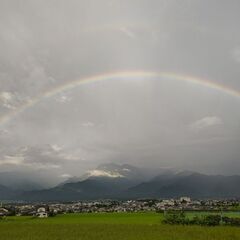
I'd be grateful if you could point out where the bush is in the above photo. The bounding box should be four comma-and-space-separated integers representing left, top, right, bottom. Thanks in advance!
163, 212, 240, 227
201, 215, 221, 226
163, 211, 189, 225
189, 215, 202, 225
222, 216, 240, 226
48, 211, 57, 217
164, 213, 222, 226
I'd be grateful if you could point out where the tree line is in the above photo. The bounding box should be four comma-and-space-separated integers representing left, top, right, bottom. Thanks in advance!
163, 211, 240, 226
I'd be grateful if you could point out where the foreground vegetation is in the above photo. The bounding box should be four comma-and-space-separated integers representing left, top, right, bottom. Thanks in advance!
163, 211, 240, 226
1, 212, 240, 240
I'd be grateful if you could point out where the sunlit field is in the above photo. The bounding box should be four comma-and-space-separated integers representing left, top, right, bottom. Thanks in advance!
1, 213, 240, 240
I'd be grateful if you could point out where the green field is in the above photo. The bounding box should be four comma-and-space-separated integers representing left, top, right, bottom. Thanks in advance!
1, 212, 240, 240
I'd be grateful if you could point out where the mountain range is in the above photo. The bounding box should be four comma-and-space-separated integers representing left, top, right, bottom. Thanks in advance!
1, 163, 240, 201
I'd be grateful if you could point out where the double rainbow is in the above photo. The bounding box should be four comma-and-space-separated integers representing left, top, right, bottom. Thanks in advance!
0, 70, 239, 127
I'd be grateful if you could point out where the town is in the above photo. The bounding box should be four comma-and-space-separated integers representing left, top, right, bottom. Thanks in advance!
1, 198, 240, 218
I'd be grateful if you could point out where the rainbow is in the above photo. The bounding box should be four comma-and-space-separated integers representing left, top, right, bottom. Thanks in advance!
0, 70, 239, 127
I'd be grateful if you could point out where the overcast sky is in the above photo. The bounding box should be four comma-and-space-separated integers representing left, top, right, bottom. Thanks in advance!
0, 0, 240, 180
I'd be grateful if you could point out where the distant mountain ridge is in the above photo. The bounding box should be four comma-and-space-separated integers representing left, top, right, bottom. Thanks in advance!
1, 163, 240, 201
126, 172, 240, 199
20, 163, 152, 201
0, 171, 60, 191
0, 184, 16, 200
59, 163, 146, 185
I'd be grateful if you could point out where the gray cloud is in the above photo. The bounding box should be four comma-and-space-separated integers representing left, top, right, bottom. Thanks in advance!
0, 0, 240, 180
232, 46, 240, 63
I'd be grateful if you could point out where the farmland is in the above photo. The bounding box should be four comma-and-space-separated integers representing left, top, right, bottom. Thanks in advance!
1, 212, 240, 240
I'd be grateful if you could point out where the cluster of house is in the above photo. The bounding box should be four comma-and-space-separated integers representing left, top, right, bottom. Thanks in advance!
0, 198, 239, 218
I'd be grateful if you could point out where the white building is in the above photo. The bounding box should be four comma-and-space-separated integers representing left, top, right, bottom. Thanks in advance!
37, 212, 48, 218
36, 207, 48, 218
0, 208, 9, 216
180, 197, 191, 203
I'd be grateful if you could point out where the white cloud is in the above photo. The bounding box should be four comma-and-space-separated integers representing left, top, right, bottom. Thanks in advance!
0, 155, 25, 166
81, 122, 95, 127
0, 91, 15, 109
87, 169, 123, 178
59, 152, 85, 161
51, 144, 62, 152
55, 94, 72, 103
0, 153, 61, 169
60, 173, 72, 178
119, 27, 136, 39
31, 163, 61, 169
0, 91, 29, 110
0, 129, 9, 135
0, 92, 12, 101
190, 116, 223, 131
0, 144, 88, 171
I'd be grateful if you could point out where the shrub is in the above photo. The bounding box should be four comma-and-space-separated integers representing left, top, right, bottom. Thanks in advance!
48, 211, 57, 217
222, 216, 240, 226
163, 211, 189, 225
162, 212, 240, 227
163, 213, 222, 226
201, 215, 221, 226
189, 215, 202, 225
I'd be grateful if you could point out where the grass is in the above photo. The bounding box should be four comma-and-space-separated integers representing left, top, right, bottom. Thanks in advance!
1, 212, 240, 240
